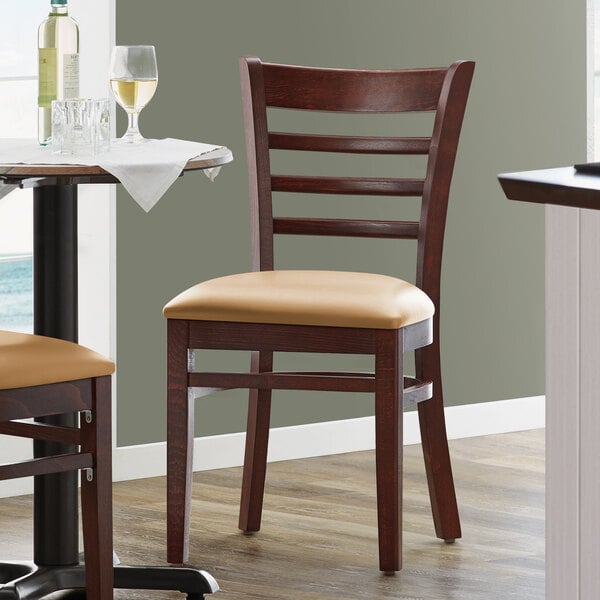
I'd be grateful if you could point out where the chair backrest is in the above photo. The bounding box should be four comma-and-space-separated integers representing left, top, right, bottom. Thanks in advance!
239, 56, 474, 307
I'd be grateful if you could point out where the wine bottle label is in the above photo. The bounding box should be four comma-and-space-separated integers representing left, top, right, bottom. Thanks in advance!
63, 53, 79, 98
38, 47, 57, 108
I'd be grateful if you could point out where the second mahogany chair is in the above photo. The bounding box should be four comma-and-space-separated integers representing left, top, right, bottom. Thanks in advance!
164, 56, 474, 572
0, 330, 114, 599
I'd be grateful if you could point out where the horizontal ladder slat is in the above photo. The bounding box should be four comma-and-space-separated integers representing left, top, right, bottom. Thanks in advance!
271, 175, 424, 196
0, 421, 81, 445
269, 133, 431, 154
273, 217, 419, 239
0, 452, 92, 481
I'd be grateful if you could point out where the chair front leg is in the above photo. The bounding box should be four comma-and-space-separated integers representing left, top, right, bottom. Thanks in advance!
239, 350, 273, 533
167, 319, 194, 565
374, 329, 403, 573
80, 375, 113, 600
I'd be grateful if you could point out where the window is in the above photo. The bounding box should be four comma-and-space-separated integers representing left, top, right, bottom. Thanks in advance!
0, 0, 115, 500
0, 1, 48, 332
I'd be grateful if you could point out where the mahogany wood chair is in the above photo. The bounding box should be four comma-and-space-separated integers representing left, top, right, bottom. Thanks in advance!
164, 56, 474, 572
0, 330, 114, 599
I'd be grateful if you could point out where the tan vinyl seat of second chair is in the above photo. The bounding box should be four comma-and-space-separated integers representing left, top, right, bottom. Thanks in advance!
0, 330, 114, 389
165, 56, 474, 572
0, 330, 114, 600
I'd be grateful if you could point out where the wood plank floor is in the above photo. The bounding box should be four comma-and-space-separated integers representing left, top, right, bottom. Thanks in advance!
0, 429, 544, 599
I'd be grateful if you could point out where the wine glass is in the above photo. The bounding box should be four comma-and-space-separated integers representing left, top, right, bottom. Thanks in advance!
109, 45, 158, 143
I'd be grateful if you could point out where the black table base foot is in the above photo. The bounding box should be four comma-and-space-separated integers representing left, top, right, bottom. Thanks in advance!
0, 561, 219, 599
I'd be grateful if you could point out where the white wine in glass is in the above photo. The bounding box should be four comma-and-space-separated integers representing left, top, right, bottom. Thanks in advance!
109, 45, 158, 143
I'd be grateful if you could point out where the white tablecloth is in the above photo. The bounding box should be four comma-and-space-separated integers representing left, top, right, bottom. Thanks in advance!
0, 138, 227, 212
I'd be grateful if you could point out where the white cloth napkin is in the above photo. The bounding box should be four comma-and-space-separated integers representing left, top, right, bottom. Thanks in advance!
0, 138, 227, 212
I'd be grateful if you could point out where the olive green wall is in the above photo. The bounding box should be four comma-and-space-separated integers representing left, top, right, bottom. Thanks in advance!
115, 0, 586, 446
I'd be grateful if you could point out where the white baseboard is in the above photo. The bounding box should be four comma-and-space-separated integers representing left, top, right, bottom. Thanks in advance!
0, 395, 545, 498
112, 394, 545, 482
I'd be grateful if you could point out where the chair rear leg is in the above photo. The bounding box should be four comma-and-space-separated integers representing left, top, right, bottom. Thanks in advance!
239, 350, 273, 533
374, 330, 403, 572
415, 341, 461, 542
80, 375, 113, 600
167, 319, 194, 565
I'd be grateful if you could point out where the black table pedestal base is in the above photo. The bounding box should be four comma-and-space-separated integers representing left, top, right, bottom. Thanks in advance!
0, 561, 218, 599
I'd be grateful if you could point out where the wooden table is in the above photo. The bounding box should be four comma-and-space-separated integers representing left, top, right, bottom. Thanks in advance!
499, 165, 600, 209
499, 166, 600, 600
0, 147, 232, 600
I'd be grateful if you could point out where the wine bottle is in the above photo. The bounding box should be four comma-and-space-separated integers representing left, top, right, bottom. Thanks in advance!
38, 0, 80, 145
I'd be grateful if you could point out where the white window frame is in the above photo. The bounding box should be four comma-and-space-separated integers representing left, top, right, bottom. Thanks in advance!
73, 0, 116, 360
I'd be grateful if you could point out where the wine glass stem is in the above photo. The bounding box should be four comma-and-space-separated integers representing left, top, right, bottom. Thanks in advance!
124, 111, 142, 143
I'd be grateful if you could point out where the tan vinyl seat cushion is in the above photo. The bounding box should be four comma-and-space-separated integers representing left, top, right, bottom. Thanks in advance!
163, 270, 434, 329
0, 331, 115, 390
